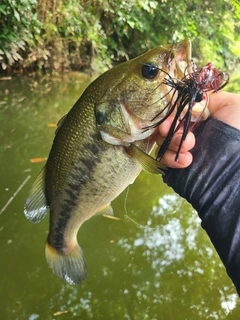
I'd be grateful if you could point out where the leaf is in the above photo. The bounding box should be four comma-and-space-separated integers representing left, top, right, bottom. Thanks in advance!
14, 10, 20, 22
1, 62, 7, 70
30, 157, 47, 163
53, 310, 68, 316
13, 52, 23, 61
0, 7, 7, 14
5, 51, 14, 66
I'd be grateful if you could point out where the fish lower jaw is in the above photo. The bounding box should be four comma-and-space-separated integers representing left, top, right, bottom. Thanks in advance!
100, 131, 132, 146
100, 127, 156, 146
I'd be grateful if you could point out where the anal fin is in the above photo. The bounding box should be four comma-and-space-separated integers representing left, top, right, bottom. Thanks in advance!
97, 203, 114, 216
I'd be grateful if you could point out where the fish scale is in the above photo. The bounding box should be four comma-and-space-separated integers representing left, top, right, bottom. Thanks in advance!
24, 39, 205, 284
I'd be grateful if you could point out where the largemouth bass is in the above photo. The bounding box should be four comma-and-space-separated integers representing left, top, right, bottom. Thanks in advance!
24, 39, 201, 284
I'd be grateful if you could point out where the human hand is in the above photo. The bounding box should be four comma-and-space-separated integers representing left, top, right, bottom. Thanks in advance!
156, 91, 240, 168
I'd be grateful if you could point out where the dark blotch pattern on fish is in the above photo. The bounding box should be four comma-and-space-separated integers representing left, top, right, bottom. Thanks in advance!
65, 188, 78, 201
51, 135, 103, 249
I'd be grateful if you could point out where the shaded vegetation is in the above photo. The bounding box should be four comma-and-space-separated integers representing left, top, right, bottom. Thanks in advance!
0, 0, 240, 74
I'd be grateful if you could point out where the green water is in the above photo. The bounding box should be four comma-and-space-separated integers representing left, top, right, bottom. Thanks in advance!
0, 74, 239, 319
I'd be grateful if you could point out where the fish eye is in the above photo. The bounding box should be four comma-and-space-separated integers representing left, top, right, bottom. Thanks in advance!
141, 64, 159, 79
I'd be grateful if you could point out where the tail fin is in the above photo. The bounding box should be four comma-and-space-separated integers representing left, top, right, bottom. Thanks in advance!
45, 241, 87, 284
24, 166, 48, 223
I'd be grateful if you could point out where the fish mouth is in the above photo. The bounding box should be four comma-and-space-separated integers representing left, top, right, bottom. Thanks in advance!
119, 102, 157, 140
147, 40, 209, 127
99, 101, 157, 146
171, 38, 192, 75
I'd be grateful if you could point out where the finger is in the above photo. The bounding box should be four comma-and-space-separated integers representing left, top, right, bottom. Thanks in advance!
208, 91, 240, 117
158, 116, 178, 137
170, 132, 195, 152
156, 131, 195, 153
159, 149, 193, 168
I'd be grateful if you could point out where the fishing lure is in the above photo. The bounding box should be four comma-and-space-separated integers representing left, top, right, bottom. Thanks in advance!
149, 62, 230, 161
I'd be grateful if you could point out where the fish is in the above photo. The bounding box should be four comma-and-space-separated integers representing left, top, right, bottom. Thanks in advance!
24, 39, 202, 285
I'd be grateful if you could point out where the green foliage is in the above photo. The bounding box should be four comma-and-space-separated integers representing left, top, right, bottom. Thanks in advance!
225, 68, 240, 93
90, 0, 240, 70
0, 0, 239, 73
0, 0, 41, 70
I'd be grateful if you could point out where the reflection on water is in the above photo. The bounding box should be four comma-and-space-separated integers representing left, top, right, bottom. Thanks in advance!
0, 75, 239, 319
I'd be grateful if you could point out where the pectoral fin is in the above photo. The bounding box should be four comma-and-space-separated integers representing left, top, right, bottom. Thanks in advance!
126, 144, 166, 174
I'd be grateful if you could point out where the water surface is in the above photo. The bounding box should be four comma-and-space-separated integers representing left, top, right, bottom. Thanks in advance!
0, 74, 239, 319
